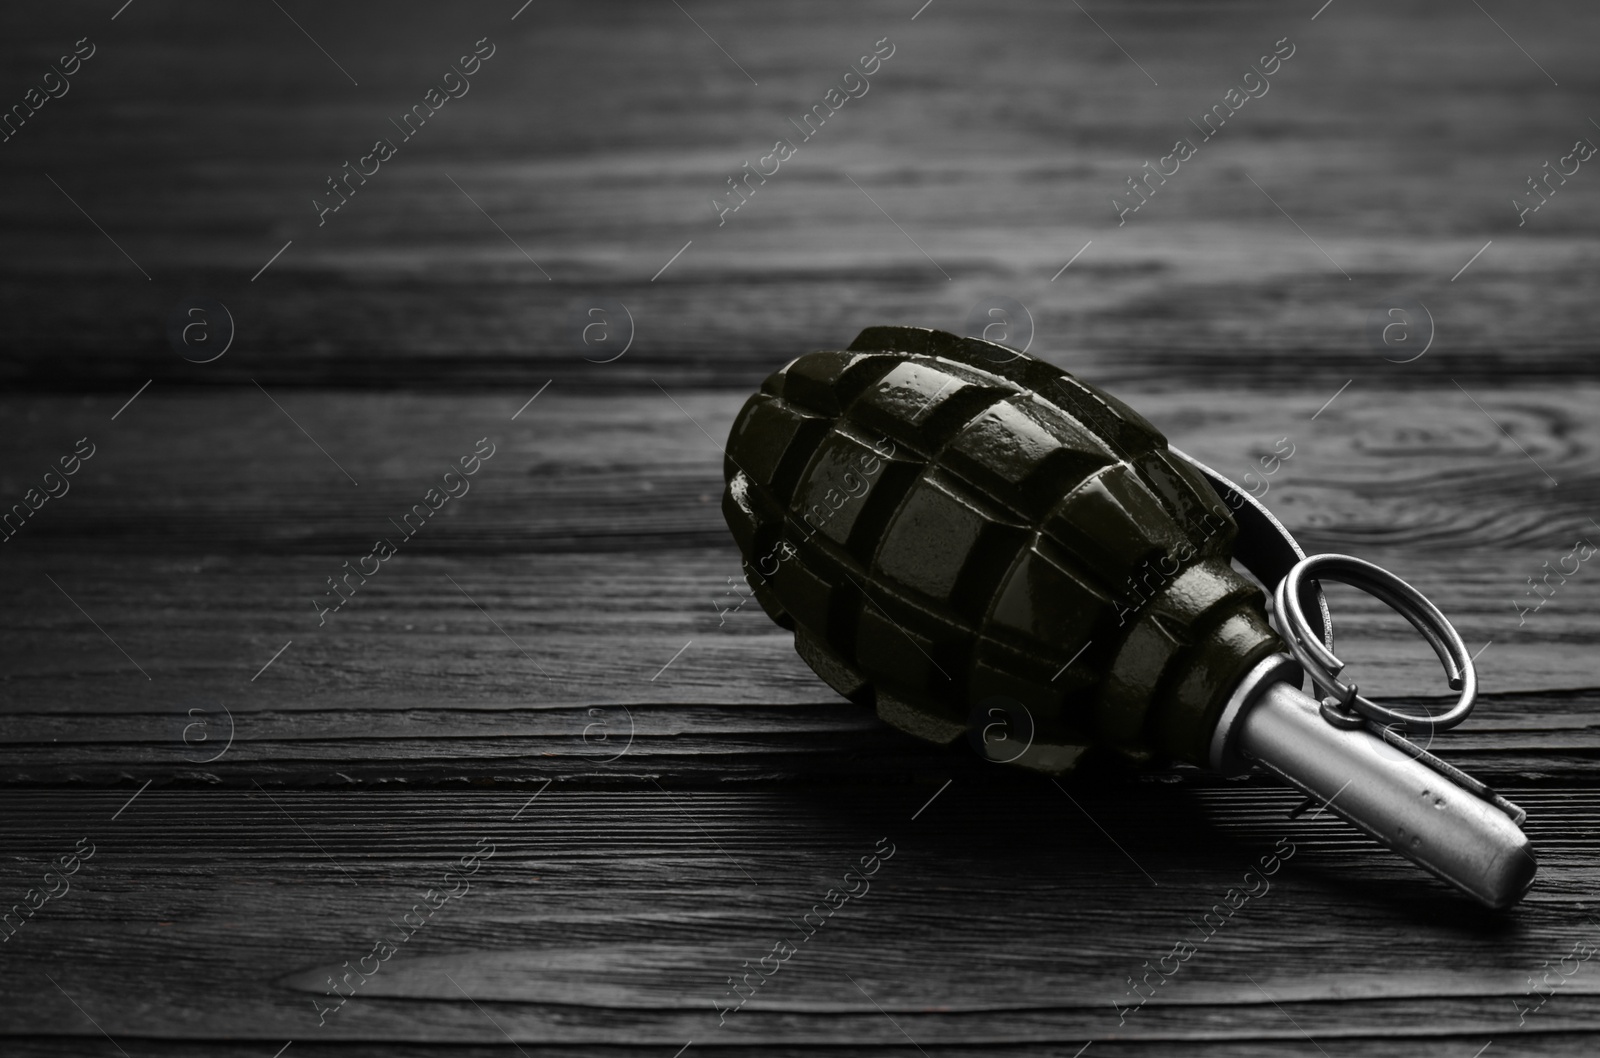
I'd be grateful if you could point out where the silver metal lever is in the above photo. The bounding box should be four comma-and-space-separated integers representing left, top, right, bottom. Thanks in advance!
1212, 655, 1536, 909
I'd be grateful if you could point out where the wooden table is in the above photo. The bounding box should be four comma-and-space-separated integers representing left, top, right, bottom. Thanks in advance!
2, 1, 1597, 1054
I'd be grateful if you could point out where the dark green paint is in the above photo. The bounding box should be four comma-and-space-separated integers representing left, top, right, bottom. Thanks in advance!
722, 327, 1284, 772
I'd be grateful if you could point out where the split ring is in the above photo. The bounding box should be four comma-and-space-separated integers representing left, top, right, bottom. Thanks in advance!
1271, 553, 1476, 736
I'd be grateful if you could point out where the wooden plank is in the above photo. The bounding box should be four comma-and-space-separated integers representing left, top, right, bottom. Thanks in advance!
4, 386, 1588, 562
2, 385, 1595, 779
0, 785, 1597, 1051
4, 546, 1596, 708
0, 690, 1594, 785
0, 2, 1596, 389
2, 387, 1595, 729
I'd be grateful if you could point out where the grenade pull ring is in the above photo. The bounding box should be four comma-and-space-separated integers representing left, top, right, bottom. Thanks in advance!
1273, 553, 1475, 735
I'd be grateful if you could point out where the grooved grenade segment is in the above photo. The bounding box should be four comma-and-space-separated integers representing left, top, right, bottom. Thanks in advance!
721, 327, 1284, 771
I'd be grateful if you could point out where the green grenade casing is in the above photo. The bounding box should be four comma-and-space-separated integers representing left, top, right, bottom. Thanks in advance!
721, 327, 1286, 772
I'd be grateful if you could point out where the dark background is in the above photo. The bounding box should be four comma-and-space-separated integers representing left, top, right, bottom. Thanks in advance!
1, 1, 1597, 1054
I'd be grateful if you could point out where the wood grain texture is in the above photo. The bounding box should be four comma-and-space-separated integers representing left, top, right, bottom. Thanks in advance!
1, 786, 1599, 1053
0, 1, 1597, 390
1, 387, 1594, 719
1, 0, 1597, 1053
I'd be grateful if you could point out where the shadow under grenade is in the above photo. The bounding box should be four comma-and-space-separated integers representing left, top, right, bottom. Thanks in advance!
722, 326, 1535, 907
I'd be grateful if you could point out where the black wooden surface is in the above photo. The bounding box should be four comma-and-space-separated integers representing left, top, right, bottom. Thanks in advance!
2, 1, 1599, 1054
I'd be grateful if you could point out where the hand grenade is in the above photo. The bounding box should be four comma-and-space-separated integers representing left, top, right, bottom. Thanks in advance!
722, 326, 1534, 907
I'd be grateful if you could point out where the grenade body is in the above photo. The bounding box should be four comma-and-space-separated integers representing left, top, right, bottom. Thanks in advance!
722, 326, 1284, 771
